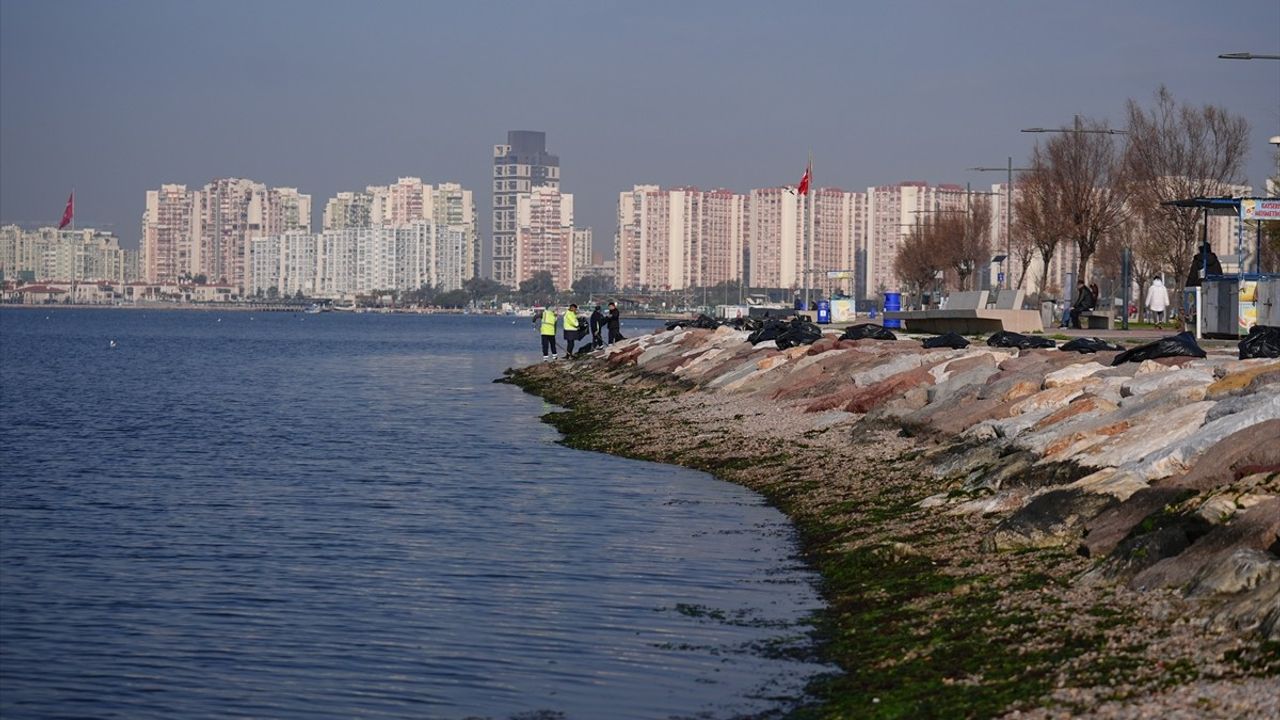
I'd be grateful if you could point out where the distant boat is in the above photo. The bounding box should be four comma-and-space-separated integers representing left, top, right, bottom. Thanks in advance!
306, 303, 322, 314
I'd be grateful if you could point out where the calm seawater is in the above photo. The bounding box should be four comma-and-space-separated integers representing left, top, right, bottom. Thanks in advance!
0, 308, 829, 720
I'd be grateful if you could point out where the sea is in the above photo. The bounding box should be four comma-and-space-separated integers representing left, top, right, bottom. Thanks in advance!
0, 308, 831, 720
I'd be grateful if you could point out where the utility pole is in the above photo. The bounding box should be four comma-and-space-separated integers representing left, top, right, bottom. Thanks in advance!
969, 158, 1031, 290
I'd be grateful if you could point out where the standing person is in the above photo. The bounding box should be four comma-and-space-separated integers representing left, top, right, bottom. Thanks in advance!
589, 304, 605, 349
538, 306, 559, 361
563, 303, 581, 356
606, 302, 624, 345
1145, 276, 1170, 329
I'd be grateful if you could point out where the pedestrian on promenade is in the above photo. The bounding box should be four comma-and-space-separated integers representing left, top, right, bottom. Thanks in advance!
589, 304, 605, 349
563, 303, 581, 356
1145, 277, 1170, 329
606, 302, 624, 345
538, 305, 559, 360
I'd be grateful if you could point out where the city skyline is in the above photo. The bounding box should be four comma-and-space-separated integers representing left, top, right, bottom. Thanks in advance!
2, 1, 1278, 267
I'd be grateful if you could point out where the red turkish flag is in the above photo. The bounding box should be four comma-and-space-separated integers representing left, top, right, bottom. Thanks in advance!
797, 165, 810, 196
57, 192, 74, 229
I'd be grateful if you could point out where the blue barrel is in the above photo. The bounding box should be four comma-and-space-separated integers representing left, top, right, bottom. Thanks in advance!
816, 299, 831, 324
883, 292, 902, 329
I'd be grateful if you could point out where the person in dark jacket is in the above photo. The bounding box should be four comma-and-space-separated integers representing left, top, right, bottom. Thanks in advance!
1067, 280, 1095, 329
1185, 242, 1223, 288
589, 304, 605, 348
606, 302, 624, 344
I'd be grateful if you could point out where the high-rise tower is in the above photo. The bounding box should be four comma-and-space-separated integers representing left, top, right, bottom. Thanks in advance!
492, 131, 559, 287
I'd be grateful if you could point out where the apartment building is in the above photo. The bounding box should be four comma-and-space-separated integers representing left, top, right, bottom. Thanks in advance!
514, 186, 575, 291
141, 179, 310, 287
615, 185, 746, 292
249, 220, 470, 299
0, 225, 129, 283
321, 178, 477, 281
865, 181, 967, 296
493, 131, 560, 288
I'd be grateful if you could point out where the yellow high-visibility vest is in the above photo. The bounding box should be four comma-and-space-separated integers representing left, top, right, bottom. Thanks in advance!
540, 309, 557, 335
564, 310, 579, 331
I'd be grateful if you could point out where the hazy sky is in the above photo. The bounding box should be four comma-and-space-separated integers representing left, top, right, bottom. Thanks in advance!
2, 0, 1277, 262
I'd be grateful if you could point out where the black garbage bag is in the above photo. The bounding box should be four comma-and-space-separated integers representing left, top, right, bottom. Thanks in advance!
1060, 337, 1124, 354
1239, 325, 1280, 360
1110, 331, 1206, 366
775, 319, 823, 349
922, 332, 970, 349
747, 319, 785, 345
986, 331, 1056, 349
665, 313, 720, 331
840, 323, 897, 341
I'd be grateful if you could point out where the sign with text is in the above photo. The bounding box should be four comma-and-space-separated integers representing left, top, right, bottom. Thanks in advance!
826, 270, 855, 279
1241, 199, 1280, 220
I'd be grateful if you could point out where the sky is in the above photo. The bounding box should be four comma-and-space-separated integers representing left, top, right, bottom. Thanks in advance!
2, 0, 1278, 264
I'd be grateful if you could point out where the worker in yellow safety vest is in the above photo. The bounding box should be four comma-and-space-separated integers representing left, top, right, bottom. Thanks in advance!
538, 306, 559, 360
563, 303, 581, 356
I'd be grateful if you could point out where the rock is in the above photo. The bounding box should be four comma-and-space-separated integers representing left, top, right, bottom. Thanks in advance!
1131, 498, 1280, 591
1134, 359, 1175, 375
1009, 384, 1092, 415
1130, 397, 1280, 481
1187, 548, 1280, 597
844, 366, 936, 414
1043, 362, 1108, 388
1080, 485, 1190, 558
1067, 400, 1213, 469
1205, 361, 1280, 399
1204, 572, 1280, 640
983, 488, 1119, 552
1120, 368, 1215, 398
1195, 494, 1241, 524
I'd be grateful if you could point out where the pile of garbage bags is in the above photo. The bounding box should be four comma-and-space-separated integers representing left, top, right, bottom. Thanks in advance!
839, 323, 897, 341
986, 331, 1056, 349
746, 317, 823, 349
775, 319, 823, 349
1111, 331, 1205, 366
1239, 325, 1280, 359
922, 332, 970, 349
1059, 337, 1124, 354
665, 314, 722, 331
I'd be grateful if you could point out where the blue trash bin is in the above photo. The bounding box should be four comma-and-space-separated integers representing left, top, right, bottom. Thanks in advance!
816, 299, 831, 324
883, 292, 902, 329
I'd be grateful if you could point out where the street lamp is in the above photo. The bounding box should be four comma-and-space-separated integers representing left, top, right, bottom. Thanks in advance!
1218, 52, 1280, 60
969, 158, 1032, 290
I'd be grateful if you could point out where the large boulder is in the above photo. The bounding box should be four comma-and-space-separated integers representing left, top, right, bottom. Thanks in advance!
1130, 498, 1280, 591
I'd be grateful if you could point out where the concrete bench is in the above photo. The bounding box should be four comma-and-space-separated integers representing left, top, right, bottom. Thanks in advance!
885, 289, 1044, 334
1078, 311, 1114, 330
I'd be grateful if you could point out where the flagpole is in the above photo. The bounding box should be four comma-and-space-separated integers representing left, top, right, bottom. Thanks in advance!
804, 151, 814, 313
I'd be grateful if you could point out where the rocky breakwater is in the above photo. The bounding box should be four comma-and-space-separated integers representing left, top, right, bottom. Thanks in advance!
506, 325, 1279, 718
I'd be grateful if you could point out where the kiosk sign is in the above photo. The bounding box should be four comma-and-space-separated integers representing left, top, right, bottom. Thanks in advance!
1241, 199, 1280, 220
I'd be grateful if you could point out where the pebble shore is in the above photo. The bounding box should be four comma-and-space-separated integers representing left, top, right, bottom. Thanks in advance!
506, 324, 1278, 718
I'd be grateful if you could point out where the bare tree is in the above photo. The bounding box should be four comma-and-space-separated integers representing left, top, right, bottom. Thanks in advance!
1013, 166, 1063, 301
1032, 115, 1129, 286
894, 224, 945, 309
1123, 86, 1249, 297
1009, 211, 1037, 291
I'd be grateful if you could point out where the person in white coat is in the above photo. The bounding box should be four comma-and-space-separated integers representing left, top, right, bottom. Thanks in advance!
1145, 277, 1170, 329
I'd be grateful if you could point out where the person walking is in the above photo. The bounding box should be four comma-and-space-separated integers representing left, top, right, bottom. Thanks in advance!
606, 302, 624, 345
563, 303, 581, 356
1145, 276, 1170, 329
538, 305, 559, 360
589, 304, 605, 349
